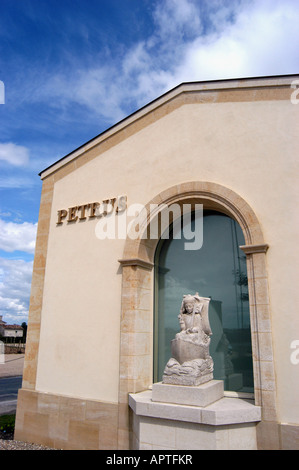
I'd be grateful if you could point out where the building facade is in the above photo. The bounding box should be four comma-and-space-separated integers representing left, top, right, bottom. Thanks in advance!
15, 75, 299, 450
0, 326, 23, 338
0, 316, 23, 338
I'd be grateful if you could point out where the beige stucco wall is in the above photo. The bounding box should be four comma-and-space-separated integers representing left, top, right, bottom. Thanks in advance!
35, 95, 299, 424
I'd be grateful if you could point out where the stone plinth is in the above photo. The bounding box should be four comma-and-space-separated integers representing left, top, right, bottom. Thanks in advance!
129, 384, 261, 450
152, 380, 224, 408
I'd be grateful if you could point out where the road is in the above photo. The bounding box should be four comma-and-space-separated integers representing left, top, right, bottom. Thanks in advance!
0, 376, 22, 415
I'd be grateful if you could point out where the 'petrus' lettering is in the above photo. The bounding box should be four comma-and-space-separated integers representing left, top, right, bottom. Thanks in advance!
56, 195, 127, 225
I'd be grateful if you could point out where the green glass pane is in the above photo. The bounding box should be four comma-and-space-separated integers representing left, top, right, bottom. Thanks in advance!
154, 210, 254, 393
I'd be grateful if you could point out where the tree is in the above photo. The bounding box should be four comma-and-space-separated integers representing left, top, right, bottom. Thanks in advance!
21, 322, 27, 343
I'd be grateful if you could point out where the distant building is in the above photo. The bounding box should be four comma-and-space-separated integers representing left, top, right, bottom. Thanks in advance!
0, 316, 23, 338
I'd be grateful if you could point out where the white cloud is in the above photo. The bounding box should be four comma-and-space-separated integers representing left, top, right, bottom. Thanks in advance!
153, 0, 203, 40
0, 219, 37, 254
0, 219, 36, 324
172, 0, 299, 82
0, 258, 33, 324
0, 176, 36, 189
0, 142, 29, 166
126, 0, 299, 105
17, 0, 299, 125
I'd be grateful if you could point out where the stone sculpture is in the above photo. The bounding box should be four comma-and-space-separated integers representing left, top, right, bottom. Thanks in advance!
162, 293, 214, 386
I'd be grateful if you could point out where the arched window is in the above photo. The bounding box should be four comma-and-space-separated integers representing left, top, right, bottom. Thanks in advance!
154, 210, 254, 394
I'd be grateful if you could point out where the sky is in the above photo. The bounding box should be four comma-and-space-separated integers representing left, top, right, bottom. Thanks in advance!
0, 0, 298, 326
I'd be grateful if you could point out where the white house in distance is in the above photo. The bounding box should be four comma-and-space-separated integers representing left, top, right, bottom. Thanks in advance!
0, 315, 23, 339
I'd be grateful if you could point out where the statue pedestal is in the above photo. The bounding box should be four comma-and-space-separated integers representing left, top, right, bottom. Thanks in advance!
152, 380, 224, 408
129, 382, 261, 450
129, 293, 260, 449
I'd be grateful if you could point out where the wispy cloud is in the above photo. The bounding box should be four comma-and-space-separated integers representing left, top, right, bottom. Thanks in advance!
172, 0, 299, 82
0, 142, 30, 166
0, 219, 37, 254
152, 0, 203, 41
0, 176, 37, 189
0, 258, 33, 324
19, 0, 298, 126
0, 218, 36, 324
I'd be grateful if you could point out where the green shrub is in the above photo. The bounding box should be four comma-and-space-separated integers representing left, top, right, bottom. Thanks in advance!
0, 414, 15, 435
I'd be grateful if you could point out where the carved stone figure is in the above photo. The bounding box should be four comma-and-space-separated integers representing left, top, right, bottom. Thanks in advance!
162, 293, 214, 386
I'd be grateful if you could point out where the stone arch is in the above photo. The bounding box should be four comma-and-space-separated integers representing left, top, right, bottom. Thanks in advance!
117, 181, 276, 449
121, 181, 265, 266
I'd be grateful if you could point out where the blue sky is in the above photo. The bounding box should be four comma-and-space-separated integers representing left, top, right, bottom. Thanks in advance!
0, 0, 298, 325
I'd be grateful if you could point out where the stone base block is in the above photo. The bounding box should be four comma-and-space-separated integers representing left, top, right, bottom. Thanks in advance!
14, 388, 119, 450
129, 389, 261, 450
132, 414, 258, 450
152, 380, 224, 408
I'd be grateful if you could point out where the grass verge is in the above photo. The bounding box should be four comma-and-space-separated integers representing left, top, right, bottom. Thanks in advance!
0, 414, 15, 440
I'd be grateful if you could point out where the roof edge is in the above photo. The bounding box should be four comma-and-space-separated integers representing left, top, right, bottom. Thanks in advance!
39, 73, 299, 179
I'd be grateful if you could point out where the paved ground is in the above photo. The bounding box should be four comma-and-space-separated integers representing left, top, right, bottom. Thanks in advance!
0, 354, 59, 449
0, 354, 25, 378
0, 376, 23, 415
0, 354, 24, 415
